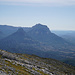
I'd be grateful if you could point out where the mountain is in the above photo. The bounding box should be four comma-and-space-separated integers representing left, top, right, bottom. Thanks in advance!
0, 49, 75, 75
61, 32, 75, 45
27, 24, 75, 61
28, 24, 74, 49
51, 30, 73, 36
0, 31, 3, 38
0, 25, 18, 36
52, 30, 75, 45
52, 30, 75, 36
0, 25, 75, 61
0, 28, 50, 55
0, 30, 5, 39
0, 25, 31, 37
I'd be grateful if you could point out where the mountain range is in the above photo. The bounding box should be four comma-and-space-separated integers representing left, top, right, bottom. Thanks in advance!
0, 27, 47, 54
28, 24, 72, 48
0, 24, 75, 66
52, 30, 75, 45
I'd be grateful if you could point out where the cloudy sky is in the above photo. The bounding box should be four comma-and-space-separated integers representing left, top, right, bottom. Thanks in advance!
0, 0, 75, 30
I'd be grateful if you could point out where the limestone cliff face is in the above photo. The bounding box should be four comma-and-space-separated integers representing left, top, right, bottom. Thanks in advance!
0, 49, 75, 75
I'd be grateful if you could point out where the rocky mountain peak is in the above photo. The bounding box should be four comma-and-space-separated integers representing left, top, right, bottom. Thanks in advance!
14, 27, 29, 38
31, 23, 51, 34
33, 23, 45, 27
33, 23, 50, 29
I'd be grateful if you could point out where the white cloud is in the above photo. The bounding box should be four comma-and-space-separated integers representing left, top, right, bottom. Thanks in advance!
0, 0, 75, 6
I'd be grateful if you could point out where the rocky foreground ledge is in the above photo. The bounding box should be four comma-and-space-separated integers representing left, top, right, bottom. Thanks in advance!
0, 49, 75, 75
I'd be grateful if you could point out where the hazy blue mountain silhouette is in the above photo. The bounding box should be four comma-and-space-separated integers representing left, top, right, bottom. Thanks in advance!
28, 24, 72, 49
0, 25, 75, 60
0, 30, 5, 39
0, 28, 49, 55
0, 25, 31, 37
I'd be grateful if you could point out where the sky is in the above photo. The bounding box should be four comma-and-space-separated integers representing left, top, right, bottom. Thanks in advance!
0, 0, 75, 30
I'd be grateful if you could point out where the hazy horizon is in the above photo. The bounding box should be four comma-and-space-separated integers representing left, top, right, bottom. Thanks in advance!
0, 0, 75, 30
1, 24, 75, 31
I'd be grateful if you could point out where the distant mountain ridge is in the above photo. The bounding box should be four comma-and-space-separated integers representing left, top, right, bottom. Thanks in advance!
0, 24, 75, 62
52, 30, 75, 45
0, 25, 31, 37
28, 24, 72, 48
0, 27, 51, 55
